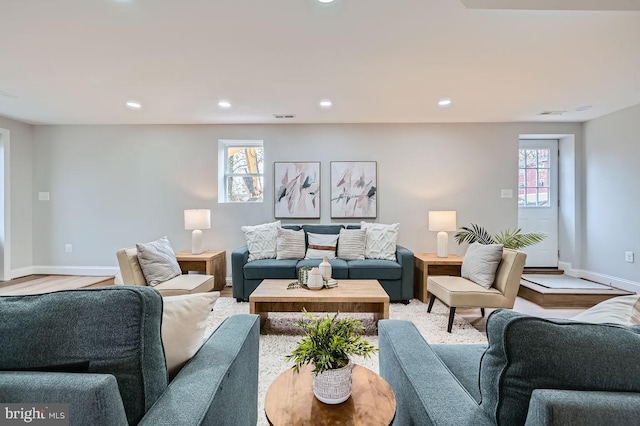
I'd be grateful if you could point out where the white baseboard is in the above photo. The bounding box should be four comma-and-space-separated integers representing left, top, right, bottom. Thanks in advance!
558, 261, 639, 294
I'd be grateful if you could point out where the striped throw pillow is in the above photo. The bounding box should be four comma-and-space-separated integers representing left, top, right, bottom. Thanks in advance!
337, 229, 366, 260
305, 233, 338, 260
276, 228, 306, 260
136, 236, 182, 286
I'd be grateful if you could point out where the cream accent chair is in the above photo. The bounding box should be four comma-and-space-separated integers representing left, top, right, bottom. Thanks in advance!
116, 248, 215, 297
427, 248, 527, 332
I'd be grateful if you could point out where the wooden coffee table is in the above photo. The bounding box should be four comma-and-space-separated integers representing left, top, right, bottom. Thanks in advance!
264, 364, 396, 425
249, 279, 389, 328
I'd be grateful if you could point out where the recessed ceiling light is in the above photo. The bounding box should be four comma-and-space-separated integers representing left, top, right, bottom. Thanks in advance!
318, 0, 335, 3
438, 98, 452, 107
319, 99, 333, 109
218, 100, 232, 109
125, 100, 142, 110
576, 105, 592, 111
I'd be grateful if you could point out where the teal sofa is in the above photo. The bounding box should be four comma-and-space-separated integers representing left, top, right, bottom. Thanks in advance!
379, 310, 640, 425
0, 287, 259, 426
232, 224, 414, 303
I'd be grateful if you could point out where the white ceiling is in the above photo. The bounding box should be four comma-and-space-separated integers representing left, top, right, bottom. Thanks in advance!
0, 0, 639, 125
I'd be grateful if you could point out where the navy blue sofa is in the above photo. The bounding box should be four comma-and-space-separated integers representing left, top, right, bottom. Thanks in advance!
0, 287, 260, 426
379, 309, 640, 425
232, 224, 414, 303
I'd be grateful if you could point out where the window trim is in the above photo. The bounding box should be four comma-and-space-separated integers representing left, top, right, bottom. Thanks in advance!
218, 139, 264, 203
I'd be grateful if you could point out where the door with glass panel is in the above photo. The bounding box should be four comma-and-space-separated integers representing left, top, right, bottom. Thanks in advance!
517, 140, 558, 267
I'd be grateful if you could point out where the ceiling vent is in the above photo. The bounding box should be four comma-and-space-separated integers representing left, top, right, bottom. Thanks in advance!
273, 114, 296, 119
538, 110, 566, 116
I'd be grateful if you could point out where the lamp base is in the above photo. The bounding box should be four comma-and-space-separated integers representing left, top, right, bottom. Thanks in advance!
191, 229, 203, 255
436, 231, 449, 258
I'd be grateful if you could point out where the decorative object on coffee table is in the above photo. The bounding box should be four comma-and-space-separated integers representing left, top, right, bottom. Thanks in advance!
286, 310, 378, 404
319, 256, 332, 280
307, 267, 324, 290
274, 161, 320, 219
330, 161, 377, 218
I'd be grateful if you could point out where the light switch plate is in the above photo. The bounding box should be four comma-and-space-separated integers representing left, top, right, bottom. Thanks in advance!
501, 189, 513, 198
38, 192, 50, 201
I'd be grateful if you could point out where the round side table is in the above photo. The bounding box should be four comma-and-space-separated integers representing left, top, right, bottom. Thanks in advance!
264, 364, 396, 426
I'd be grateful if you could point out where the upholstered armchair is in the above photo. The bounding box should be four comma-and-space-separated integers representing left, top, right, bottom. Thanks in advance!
0, 287, 259, 426
117, 247, 215, 296
427, 248, 527, 332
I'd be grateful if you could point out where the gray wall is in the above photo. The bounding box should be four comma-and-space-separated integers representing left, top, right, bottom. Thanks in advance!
31, 122, 582, 276
0, 116, 33, 271
583, 104, 640, 285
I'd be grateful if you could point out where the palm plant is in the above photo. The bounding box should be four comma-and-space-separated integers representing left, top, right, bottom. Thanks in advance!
454, 223, 546, 250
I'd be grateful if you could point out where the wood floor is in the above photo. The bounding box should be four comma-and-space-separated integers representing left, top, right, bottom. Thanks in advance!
0, 275, 589, 334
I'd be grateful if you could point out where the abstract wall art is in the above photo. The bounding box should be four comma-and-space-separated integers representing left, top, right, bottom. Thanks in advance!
274, 162, 321, 218
330, 161, 377, 218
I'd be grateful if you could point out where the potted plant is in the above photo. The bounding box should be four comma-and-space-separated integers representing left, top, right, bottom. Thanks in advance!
286, 309, 378, 404
454, 223, 546, 250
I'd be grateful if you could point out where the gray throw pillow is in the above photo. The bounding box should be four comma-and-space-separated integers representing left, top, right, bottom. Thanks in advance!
276, 228, 306, 260
337, 229, 366, 260
480, 309, 640, 425
461, 243, 503, 288
136, 236, 182, 286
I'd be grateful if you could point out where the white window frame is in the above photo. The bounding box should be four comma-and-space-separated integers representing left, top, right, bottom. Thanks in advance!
218, 139, 264, 203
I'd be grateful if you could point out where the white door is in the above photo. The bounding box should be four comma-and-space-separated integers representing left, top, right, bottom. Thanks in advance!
517, 140, 558, 267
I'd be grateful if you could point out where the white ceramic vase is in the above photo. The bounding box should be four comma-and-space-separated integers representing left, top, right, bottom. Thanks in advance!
307, 267, 324, 290
312, 361, 354, 404
319, 256, 332, 280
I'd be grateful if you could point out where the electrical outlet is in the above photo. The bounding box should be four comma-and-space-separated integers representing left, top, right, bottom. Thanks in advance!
65, 244, 72, 253
625, 251, 634, 263
501, 189, 513, 198
38, 192, 50, 201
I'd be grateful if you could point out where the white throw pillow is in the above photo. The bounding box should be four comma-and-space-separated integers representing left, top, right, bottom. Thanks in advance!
360, 222, 399, 261
276, 228, 306, 260
305, 233, 339, 259
162, 292, 220, 378
136, 236, 182, 286
242, 221, 281, 261
571, 294, 640, 326
461, 243, 504, 289
337, 229, 366, 260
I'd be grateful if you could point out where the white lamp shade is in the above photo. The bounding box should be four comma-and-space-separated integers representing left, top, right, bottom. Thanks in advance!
428, 211, 457, 232
184, 209, 211, 230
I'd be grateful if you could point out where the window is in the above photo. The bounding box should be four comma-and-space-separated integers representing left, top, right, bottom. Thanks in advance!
518, 148, 550, 207
218, 140, 264, 203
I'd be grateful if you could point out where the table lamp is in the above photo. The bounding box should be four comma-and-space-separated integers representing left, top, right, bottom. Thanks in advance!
184, 209, 211, 254
429, 211, 457, 258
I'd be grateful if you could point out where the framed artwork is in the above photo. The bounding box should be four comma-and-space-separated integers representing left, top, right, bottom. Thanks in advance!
330, 161, 377, 219
274, 162, 320, 219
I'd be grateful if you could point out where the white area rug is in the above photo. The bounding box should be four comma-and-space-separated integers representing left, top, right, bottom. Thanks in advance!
205, 297, 486, 425
522, 274, 611, 290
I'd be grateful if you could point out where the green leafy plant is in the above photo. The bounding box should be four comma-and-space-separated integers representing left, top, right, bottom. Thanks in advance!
454, 223, 546, 250
286, 309, 378, 375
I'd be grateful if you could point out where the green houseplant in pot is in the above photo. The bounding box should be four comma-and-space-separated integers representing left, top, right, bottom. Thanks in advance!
286, 309, 378, 404
454, 223, 546, 250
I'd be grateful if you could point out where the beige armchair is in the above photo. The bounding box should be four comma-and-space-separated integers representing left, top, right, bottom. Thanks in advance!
427, 248, 527, 332
116, 247, 215, 297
